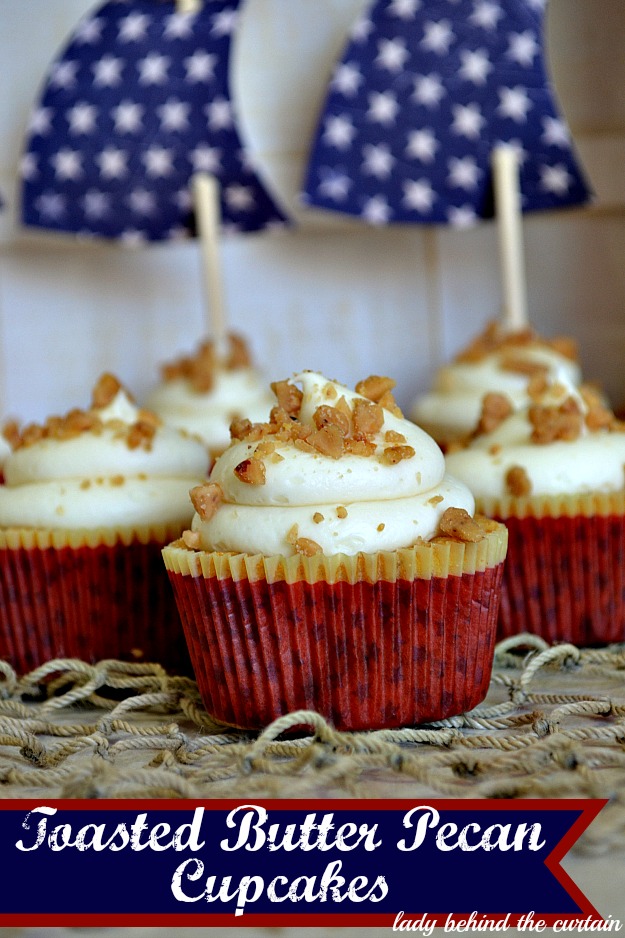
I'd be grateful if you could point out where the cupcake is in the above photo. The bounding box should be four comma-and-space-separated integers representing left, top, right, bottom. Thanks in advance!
446, 377, 625, 645
163, 371, 508, 731
0, 374, 210, 673
145, 332, 274, 459
410, 321, 581, 448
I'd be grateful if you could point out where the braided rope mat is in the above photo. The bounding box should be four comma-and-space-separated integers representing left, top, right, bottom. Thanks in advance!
1, 634, 625, 855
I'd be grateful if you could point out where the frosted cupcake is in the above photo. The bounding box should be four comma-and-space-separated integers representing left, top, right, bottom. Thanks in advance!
411, 321, 581, 448
145, 333, 274, 458
163, 372, 508, 730
446, 378, 625, 645
0, 375, 210, 673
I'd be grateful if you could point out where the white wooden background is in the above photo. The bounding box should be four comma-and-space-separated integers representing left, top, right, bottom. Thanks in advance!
0, 0, 624, 425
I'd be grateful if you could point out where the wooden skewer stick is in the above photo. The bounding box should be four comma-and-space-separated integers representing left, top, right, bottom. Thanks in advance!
492, 145, 528, 333
176, 0, 201, 14
192, 172, 228, 358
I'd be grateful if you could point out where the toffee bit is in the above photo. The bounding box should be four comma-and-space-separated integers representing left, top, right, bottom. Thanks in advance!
379, 445, 415, 465
295, 537, 323, 557
226, 333, 252, 369
336, 506, 348, 519
92, 373, 123, 409
476, 393, 513, 436
127, 420, 157, 451
355, 375, 396, 403
286, 524, 299, 546
271, 380, 303, 417
377, 390, 403, 417
499, 355, 549, 378
505, 466, 532, 498
344, 438, 376, 457
110, 475, 125, 487
384, 430, 406, 444
234, 458, 266, 485
529, 399, 583, 444
428, 495, 444, 506
334, 395, 352, 420
313, 405, 350, 436
585, 405, 613, 432
438, 507, 485, 543
377, 523, 385, 532
313, 512, 324, 524
254, 440, 277, 457
527, 374, 549, 401
190, 483, 224, 521
1, 420, 20, 449
293, 438, 316, 454
182, 529, 201, 550
308, 424, 344, 459
353, 399, 384, 437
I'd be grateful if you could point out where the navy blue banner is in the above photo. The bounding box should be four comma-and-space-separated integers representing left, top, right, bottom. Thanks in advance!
0, 799, 605, 926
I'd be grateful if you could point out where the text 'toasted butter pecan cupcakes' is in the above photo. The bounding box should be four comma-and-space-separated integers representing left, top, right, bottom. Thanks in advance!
0, 375, 210, 673
163, 371, 507, 730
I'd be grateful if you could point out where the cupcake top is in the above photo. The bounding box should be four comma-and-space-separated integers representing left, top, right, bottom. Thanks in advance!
410, 321, 582, 446
0, 422, 18, 475
145, 332, 274, 456
0, 374, 209, 529
445, 376, 625, 500
185, 370, 481, 557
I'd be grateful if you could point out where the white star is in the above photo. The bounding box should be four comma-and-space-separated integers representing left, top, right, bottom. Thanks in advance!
51, 148, 83, 181
351, 17, 374, 42
541, 116, 570, 147
66, 102, 98, 135
507, 30, 539, 67
205, 97, 233, 131
20, 153, 38, 181
92, 56, 124, 87
448, 205, 478, 228
35, 192, 66, 220
118, 12, 150, 42
332, 62, 363, 97
142, 146, 175, 178
96, 147, 128, 180
451, 102, 485, 139
362, 143, 395, 179
128, 188, 157, 216
28, 107, 53, 136
164, 12, 196, 39
120, 229, 147, 247
362, 195, 391, 225
211, 9, 239, 36
158, 99, 191, 133
388, 0, 421, 19
403, 179, 435, 212
375, 38, 410, 72
184, 51, 217, 83
50, 60, 79, 90
173, 188, 193, 212
112, 101, 144, 134
498, 86, 532, 122
470, 1, 503, 30
367, 91, 399, 125
421, 20, 454, 55
317, 169, 352, 202
448, 155, 481, 190
405, 128, 438, 162
527, 0, 546, 10
137, 53, 170, 85
322, 114, 357, 149
539, 163, 571, 195
190, 145, 222, 173
225, 185, 255, 212
412, 73, 445, 108
74, 17, 104, 44
458, 48, 492, 84
83, 190, 110, 220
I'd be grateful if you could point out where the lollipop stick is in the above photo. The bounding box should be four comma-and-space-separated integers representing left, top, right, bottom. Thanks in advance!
492, 145, 528, 333
192, 172, 228, 357
176, 0, 201, 13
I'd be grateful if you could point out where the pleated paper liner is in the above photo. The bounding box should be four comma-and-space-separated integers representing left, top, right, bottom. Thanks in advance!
0, 522, 192, 675
163, 518, 508, 731
477, 490, 625, 645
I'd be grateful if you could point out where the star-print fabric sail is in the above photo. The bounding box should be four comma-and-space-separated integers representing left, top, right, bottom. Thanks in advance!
21, 0, 286, 242
302, 0, 591, 227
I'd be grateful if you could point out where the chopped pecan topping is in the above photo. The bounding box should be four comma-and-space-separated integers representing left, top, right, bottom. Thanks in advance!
384, 430, 407, 444
453, 320, 579, 367
295, 537, 323, 557
336, 506, 348, 519
438, 507, 485, 542
234, 458, 266, 485
355, 375, 396, 403
313, 512, 324, 524
227, 333, 252, 369
428, 495, 444, 506
127, 419, 158, 451
353, 399, 384, 437
378, 390, 403, 417
527, 374, 550, 401
161, 333, 252, 393
308, 424, 344, 459
92, 373, 123, 409
271, 380, 303, 417
1, 420, 20, 449
499, 355, 549, 378
190, 482, 224, 521
379, 445, 415, 465
313, 405, 350, 436
505, 465, 532, 497
549, 335, 578, 361
529, 397, 584, 444
377, 523, 385, 532
476, 393, 513, 436
182, 529, 201, 550
344, 438, 376, 457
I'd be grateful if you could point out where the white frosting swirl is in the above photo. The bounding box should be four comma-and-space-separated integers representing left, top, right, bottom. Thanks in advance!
445, 380, 625, 499
145, 369, 274, 454
411, 345, 581, 444
194, 371, 475, 556
0, 389, 209, 529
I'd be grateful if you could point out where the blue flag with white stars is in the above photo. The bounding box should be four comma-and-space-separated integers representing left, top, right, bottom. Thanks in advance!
21, 0, 287, 243
302, 0, 591, 227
